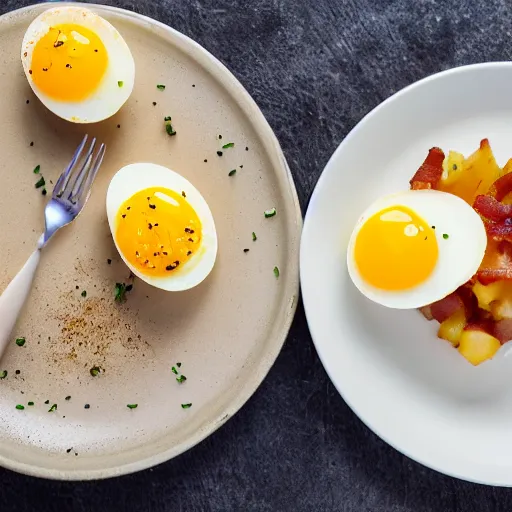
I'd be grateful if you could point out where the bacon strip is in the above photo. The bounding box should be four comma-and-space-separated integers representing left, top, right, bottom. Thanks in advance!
485, 222, 512, 241
477, 240, 512, 284
474, 195, 512, 222
490, 171, 512, 201
429, 292, 464, 323
409, 147, 445, 190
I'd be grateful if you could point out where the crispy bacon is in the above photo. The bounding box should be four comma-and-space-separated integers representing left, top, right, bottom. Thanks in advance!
409, 147, 445, 190
484, 222, 512, 241
477, 240, 512, 284
473, 195, 512, 222
429, 292, 464, 323
490, 171, 512, 201
494, 319, 512, 343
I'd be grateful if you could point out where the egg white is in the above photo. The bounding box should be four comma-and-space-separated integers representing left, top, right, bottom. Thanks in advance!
106, 163, 218, 292
346, 189, 487, 309
21, 6, 135, 123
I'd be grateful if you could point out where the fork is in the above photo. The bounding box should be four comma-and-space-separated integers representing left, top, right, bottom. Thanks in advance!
0, 135, 105, 360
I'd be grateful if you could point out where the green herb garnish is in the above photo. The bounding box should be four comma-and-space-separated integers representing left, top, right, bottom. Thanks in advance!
27, 401, 34, 406
81, 290, 87, 298
35, 177, 45, 189
443, 233, 449, 239
165, 123, 177, 136
176, 375, 187, 383
118, 80, 124, 87
127, 404, 138, 409
171, 366, 178, 375
33, 165, 40, 174
16, 404, 24, 410
90, 366, 101, 377
48, 404, 57, 412
156, 84, 166, 90
252, 232, 257, 241
0, 371, 7, 379
222, 142, 234, 149
273, 266, 280, 278
181, 403, 192, 409
114, 282, 129, 303
15, 337, 26, 347
264, 208, 276, 218
228, 169, 236, 177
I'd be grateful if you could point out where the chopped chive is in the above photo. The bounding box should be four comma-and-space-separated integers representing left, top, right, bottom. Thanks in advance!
27, 401, 34, 406
48, 404, 57, 412
33, 165, 40, 174
127, 404, 138, 409
252, 232, 257, 241
171, 366, 178, 375
16, 404, 25, 410
35, 177, 45, 189
176, 375, 187, 383
181, 403, 192, 409
118, 80, 124, 87
0, 371, 7, 379
228, 169, 236, 177
156, 84, 166, 90
90, 366, 100, 377
443, 233, 449, 239
264, 208, 277, 218
273, 266, 280, 278
15, 337, 26, 347
165, 122, 177, 136
81, 290, 87, 298
114, 282, 129, 303
65, 396, 71, 401
222, 142, 234, 149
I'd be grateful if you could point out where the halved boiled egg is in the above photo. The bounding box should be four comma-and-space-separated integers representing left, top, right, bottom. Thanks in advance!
347, 189, 487, 309
106, 163, 217, 291
21, 6, 135, 123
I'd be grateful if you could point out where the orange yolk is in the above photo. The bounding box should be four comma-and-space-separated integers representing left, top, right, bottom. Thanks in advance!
30, 24, 108, 102
115, 187, 202, 277
354, 206, 438, 290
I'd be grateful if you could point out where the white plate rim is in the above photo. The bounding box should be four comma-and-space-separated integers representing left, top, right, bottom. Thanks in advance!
0, 2, 302, 480
301, 61, 512, 486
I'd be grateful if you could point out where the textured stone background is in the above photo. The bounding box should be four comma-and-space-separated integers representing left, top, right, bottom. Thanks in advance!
2, 0, 512, 510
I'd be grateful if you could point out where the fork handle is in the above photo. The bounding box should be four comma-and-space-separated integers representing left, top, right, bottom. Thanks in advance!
0, 245, 41, 358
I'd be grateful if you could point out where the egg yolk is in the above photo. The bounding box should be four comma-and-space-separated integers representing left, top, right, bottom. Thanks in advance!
30, 24, 108, 102
115, 187, 202, 277
354, 206, 438, 290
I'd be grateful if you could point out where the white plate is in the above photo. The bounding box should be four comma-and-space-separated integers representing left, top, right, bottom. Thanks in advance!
301, 62, 512, 486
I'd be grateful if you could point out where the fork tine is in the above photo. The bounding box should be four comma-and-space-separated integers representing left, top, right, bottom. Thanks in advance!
68, 138, 97, 201
54, 134, 88, 197
73, 142, 105, 204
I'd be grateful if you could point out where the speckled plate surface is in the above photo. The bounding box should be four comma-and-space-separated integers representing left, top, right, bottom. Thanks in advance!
0, 2, 301, 480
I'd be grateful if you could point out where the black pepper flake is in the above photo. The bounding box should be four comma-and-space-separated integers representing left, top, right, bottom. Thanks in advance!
107, 259, 112, 265
243, 248, 249, 253
217, 151, 223, 157
42, 67, 48, 72
94, 49, 98, 52
188, 238, 194, 242
65, 396, 71, 401
26, 99, 29, 104
148, 223, 153, 230
54, 40, 64, 48
84, 404, 90, 409
29, 69, 32, 74
15, 370, 20, 375
182, 191, 186, 198
66, 448, 72, 454
122, 214, 126, 218
30, 142, 34, 147
154, 223, 159, 227
127, 207, 131, 210
152, 101, 157, 106
163, 252, 168, 255
187, 251, 192, 256
184, 228, 194, 234
149, 204, 156, 209
204, 159, 208, 163
44, 400, 49, 405
245, 147, 249, 151
192, 84, 195, 87
117, 124, 121, 129
42, 189, 47, 196
218, 134, 223, 139
65, 63, 72, 69
166, 264, 177, 271
125, 284, 133, 292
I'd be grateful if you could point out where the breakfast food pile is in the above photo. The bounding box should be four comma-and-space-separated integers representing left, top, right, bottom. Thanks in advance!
348, 138, 512, 366
22, 6, 218, 291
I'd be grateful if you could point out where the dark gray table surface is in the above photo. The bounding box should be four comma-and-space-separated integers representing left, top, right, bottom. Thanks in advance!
1, 0, 512, 510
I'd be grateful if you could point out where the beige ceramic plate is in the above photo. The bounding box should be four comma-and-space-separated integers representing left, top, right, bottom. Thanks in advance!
0, 2, 301, 480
